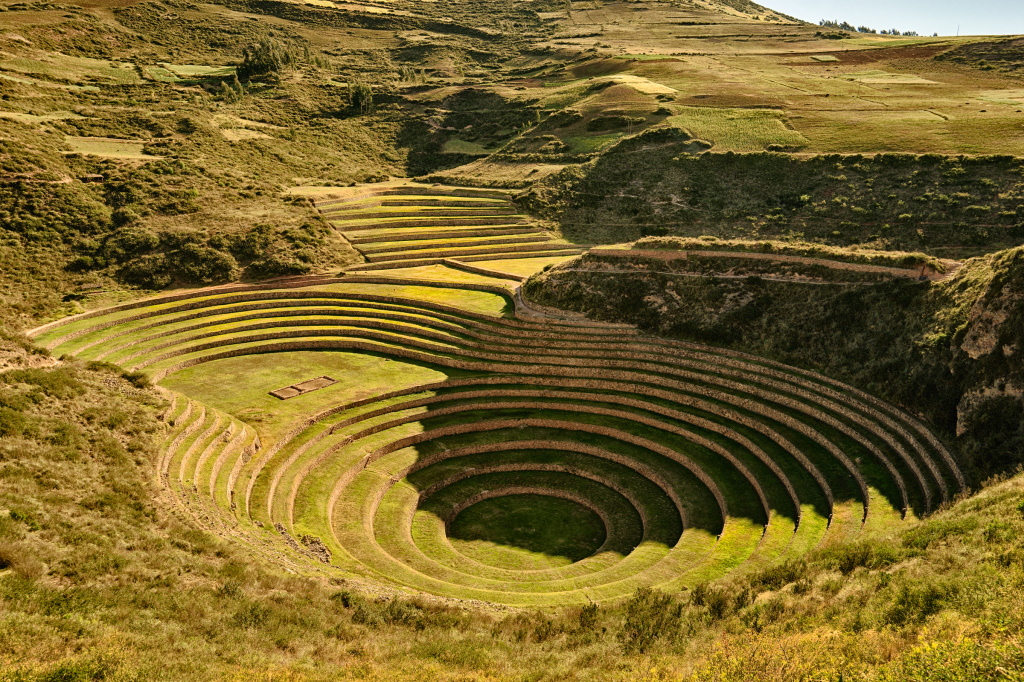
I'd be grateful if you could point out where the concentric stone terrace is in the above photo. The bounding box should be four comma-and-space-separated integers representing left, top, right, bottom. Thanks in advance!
312, 182, 585, 271
29, 275, 964, 606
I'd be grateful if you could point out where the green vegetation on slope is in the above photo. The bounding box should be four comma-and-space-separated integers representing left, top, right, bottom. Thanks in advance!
522, 130, 1024, 258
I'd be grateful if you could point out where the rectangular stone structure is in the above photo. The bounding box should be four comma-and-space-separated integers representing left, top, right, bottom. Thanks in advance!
270, 376, 338, 400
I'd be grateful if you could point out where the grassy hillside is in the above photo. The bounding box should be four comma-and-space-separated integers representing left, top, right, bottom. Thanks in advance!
521, 130, 1024, 258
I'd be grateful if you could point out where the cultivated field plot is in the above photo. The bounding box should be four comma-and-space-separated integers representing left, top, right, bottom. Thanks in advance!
411, 0, 1024, 176
666, 108, 808, 151
64, 136, 162, 159
29, 275, 965, 606
310, 181, 586, 271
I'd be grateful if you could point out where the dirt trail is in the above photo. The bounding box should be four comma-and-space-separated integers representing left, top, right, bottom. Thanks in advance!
586, 247, 961, 282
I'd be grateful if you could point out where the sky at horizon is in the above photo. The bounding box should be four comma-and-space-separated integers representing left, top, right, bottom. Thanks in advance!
763, 0, 1023, 37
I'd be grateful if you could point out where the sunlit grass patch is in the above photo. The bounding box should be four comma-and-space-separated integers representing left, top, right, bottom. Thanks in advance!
441, 139, 493, 155
160, 63, 236, 79
64, 137, 162, 160
563, 132, 623, 154
665, 107, 808, 151
843, 70, 937, 85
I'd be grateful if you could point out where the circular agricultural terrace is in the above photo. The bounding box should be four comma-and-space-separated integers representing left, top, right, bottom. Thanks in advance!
30, 274, 965, 606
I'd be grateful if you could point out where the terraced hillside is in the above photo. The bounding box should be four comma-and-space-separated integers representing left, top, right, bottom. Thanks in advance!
28, 274, 965, 606
310, 183, 586, 272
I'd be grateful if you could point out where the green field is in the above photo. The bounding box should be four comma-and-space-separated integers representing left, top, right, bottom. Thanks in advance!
666, 108, 809, 151
447, 494, 609, 569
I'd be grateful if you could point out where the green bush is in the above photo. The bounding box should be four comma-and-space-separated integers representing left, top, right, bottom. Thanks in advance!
9, 510, 39, 532
739, 595, 786, 632
962, 396, 1024, 474
1, 368, 84, 399
902, 517, 980, 550
231, 223, 274, 260
0, 407, 28, 438
690, 582, 733, 621
348, 82, 373, 115
247, 255, 312, 278
883, 582, 954, 626
122, 371, 150, 389
618, 588, 682, 653
586, 115, 645, 132
118, 254, 173, 289
233, 601, 272, 628
174, 244, 238, 284
237, 39, 293, 81
817, 541, 903, 574
749, 559, 806, 590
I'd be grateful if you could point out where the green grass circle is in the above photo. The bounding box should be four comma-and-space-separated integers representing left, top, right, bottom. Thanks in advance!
447, 494, 608, 570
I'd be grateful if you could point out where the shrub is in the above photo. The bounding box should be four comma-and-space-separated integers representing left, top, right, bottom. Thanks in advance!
0, 407, 28, 438
119, 254, 173, 289
47, 419, 83, 448
962, 396, 1024, 475
217, 579, 243, 599
740, 595, 786, 632
1, 368, 84, 399
231, 223, 275, 260
175, 244, 238, 284
902, 517, 980, 550
110, 206, 142, 227
618, 587, 682, 653
351, 601, 384, 627
331, 590, 355, 608
575, 602, 599, 632
101, 227, 158, 261
247, 255, 312, 278
9, 510, 39, 531
817, 541, 902, 574
983, 521, 1012, 544
233, 601, 272, 628
122, 371, 150, 389
883, 582, 954, 626
237, 39, 293, 82
349, 597, 428, 629
0, 389, 34, 412
753, 557, 806, 589
177, 116, 198, 134
586, 115, 645, 132
690, 582, 732, 621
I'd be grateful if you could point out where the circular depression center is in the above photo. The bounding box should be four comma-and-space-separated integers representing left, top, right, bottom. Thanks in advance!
447, 493, 608, 570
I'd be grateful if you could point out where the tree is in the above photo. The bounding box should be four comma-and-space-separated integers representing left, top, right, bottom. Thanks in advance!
237, 39, 294, 82
217, 75, 243, 103
348, 82, 373, 115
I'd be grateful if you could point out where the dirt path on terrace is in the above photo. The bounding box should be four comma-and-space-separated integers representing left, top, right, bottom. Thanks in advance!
587, 247, 961, 281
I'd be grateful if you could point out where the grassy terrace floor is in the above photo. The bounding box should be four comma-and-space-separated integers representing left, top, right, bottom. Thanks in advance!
27, 271, 966, 606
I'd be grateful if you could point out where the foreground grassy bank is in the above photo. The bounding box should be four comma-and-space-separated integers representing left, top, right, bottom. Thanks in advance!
0, 352, 1022, 681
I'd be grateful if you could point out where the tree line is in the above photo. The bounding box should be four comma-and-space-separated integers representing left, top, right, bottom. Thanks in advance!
819, 19, 926, 37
